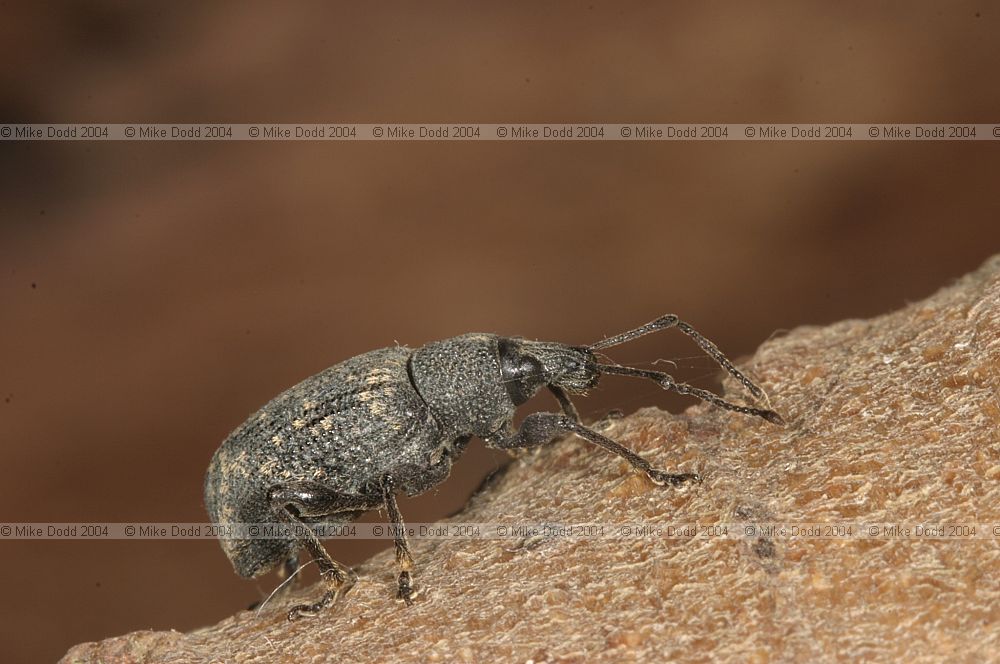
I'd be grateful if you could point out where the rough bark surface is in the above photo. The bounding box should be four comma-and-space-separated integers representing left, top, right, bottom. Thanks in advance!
63, 257, 1000, 663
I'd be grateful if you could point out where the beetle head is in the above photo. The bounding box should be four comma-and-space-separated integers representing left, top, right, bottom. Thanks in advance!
499, 338, 599, 404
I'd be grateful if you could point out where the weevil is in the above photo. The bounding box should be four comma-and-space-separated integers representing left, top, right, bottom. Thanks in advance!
204, 314, 783, 619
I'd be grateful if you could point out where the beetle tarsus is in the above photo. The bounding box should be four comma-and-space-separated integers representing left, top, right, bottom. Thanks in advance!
288, 589, 335, 621
647, 470, 702, 486
761, 409, 785, 426
397, 571, 415, 605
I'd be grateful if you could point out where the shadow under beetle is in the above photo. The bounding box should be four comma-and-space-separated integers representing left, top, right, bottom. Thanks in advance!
204, 314, 783, 619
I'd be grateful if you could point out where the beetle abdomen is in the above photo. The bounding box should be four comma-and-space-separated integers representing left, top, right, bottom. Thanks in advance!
204, 346, 444, 576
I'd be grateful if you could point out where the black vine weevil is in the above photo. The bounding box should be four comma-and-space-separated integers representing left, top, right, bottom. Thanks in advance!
204, 314, 783, 619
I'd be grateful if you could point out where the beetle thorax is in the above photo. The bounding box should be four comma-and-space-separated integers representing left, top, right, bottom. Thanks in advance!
409, 334, 514, 438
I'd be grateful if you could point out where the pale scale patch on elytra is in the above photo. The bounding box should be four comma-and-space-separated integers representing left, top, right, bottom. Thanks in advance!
223, 450, 251, 480
364, 368, 394, 386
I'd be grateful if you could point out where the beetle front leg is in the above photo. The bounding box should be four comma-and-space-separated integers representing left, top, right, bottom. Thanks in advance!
486, 412, 701, 486
268, 482, 381, 620
380, 475, 417, 605
547, 384, 581, 423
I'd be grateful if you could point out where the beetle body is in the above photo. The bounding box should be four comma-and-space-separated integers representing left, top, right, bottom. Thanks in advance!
206, 345, 437, 579
205, 334, 593, 580
205, 316, 781, 619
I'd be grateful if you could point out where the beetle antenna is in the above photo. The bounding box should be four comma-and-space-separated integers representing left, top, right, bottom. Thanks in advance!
588, 314, 769, 404
255, 558, 316, 616
596, 363, 783, 425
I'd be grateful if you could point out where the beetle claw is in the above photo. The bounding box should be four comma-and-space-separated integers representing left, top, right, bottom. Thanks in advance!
647, 470, 703, 486
396, 571, 417, 606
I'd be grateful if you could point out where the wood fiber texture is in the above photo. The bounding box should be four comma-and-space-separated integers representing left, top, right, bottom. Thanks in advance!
63, 257, 1000, 663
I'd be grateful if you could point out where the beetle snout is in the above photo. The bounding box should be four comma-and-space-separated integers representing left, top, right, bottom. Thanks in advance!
547, 346, 600, 393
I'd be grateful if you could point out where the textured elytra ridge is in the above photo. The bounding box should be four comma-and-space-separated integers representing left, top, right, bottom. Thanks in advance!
63, 256, 1000, 663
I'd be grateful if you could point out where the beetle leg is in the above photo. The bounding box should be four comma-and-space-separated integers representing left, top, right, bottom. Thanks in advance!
547, 384, 581, 423
486, 412, 701, 486
380, 474, 417, 605
267, 482, 381, 620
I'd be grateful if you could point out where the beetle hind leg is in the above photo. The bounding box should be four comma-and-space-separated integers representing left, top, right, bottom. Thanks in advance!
267, 482, 380, 620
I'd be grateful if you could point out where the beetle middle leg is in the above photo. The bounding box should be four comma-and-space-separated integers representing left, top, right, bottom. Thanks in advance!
267, 482, 381, 620
380, 474, 417, 605
486, 412, 701, 486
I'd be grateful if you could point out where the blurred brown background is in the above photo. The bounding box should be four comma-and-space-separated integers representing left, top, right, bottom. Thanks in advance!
1, 2, 998, 661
